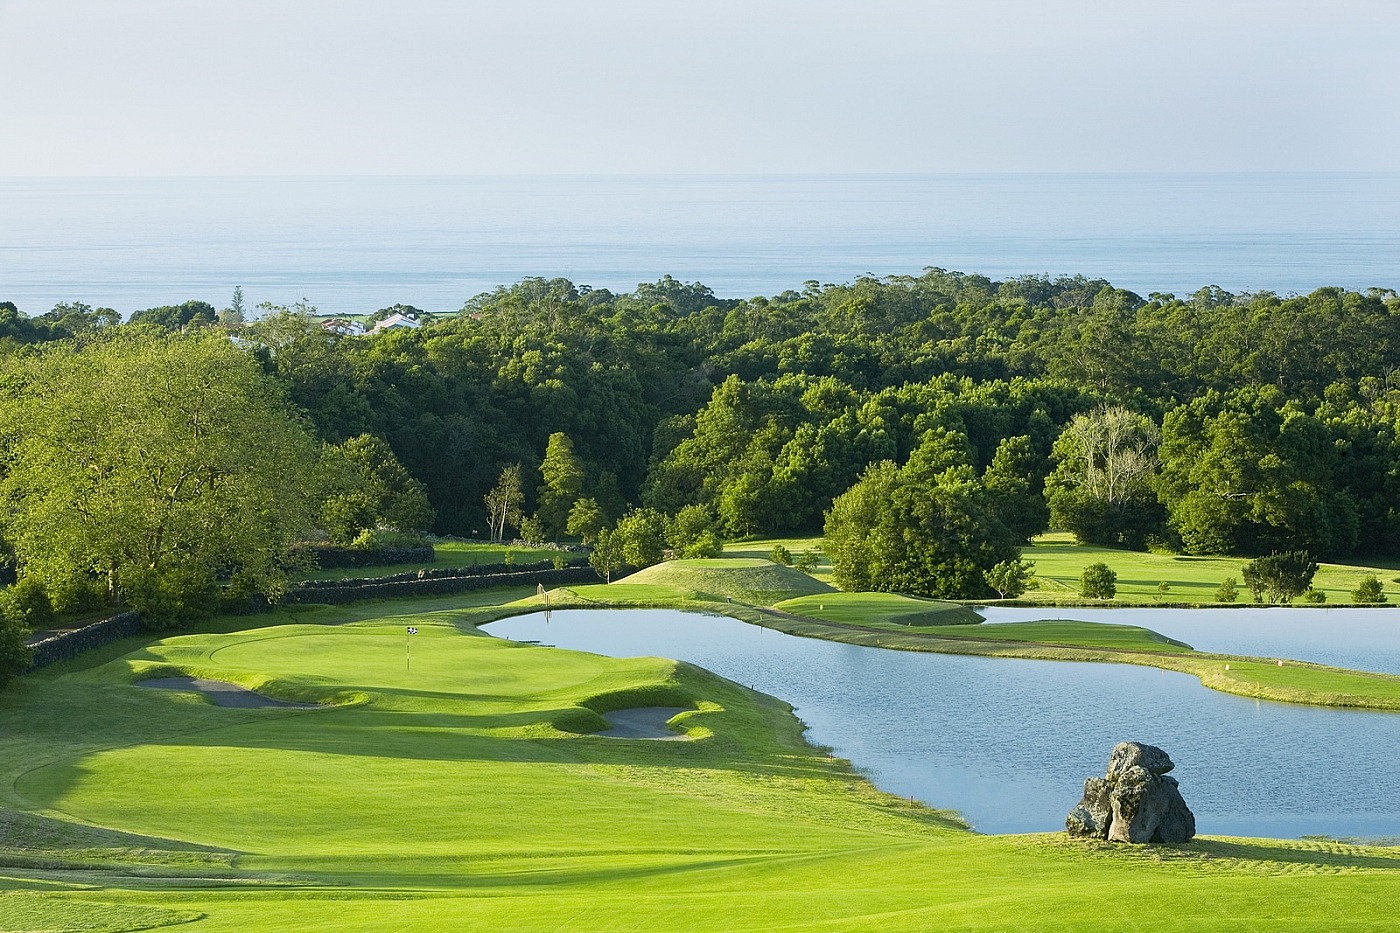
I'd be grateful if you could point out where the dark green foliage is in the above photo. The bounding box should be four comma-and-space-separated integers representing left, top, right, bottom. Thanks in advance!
1215, 576, 1239, 603
666, 505, 723, 559
824, 429, 1020, 599
128, 300, 218, 330
1242, 551, 1319, 604
535, 433, 585, 541
1301, 588, 1327, 604
1352, 575, 1387, 604
1, 577, 54, 631
319, 434, 435, 546
1079, 562, 1117, 599
770, 544, 793, 566
613, 509, 668, 569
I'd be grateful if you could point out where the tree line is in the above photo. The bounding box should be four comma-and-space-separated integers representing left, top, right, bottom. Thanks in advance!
4, 270, 1400, 679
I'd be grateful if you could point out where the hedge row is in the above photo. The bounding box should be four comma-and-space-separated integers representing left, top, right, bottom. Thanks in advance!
28, 611, 142, 670
294, 558, 588, 590
286, 566, 599, 605
291, 543, 436, 569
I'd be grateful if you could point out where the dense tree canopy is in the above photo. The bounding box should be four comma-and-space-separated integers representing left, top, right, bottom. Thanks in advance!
0, 331, 320, 626
4, 269, 1400, 620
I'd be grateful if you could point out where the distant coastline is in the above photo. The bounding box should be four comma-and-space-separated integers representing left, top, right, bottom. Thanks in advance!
2, 172, 1397, 317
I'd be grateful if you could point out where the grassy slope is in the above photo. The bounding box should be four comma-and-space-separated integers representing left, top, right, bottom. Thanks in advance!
619, 558, 835, 605
1015, 532, 1400, 605
5, 597, 1400, 931
774, 592, 981, 627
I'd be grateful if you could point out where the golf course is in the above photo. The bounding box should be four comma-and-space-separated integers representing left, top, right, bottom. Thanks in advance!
7, 566, 1400, 931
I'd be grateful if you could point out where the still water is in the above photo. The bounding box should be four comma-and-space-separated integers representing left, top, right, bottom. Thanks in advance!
980, 607, 1400, 676
488, 608, 1400, 839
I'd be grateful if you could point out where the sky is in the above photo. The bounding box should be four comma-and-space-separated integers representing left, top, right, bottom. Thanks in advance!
1, 0, 1398, 175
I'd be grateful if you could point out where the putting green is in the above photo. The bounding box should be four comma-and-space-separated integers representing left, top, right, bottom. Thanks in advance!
5, 605, 1400, 931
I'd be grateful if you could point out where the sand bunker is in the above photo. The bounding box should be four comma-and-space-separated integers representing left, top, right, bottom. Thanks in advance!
597, 706, 693, 741
138, 677, 320, 709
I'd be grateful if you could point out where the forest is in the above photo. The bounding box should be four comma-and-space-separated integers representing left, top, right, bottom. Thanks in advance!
3, 269, 1400, 649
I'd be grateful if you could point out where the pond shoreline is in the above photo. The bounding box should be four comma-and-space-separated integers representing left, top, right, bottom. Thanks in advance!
468, 591, 1400, 714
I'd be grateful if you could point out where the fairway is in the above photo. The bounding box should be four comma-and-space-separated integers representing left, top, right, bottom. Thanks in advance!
6, 599, 1400, 930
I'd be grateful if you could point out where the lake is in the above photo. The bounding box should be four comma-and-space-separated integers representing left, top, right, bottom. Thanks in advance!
980, 606, 1400, 676
4, 173, 1399, 317
487, 608, 1400, 839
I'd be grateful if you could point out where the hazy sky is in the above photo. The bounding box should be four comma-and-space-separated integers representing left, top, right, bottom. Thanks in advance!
2, 0, 1398, 175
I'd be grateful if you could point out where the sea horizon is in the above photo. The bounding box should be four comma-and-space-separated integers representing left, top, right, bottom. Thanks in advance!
3, 172, 1398, 317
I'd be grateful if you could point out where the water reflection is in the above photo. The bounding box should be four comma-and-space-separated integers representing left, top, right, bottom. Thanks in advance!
488, 608, 1400, 838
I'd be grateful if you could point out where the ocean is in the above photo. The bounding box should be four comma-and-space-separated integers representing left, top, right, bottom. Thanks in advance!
2, 173, 1398, 318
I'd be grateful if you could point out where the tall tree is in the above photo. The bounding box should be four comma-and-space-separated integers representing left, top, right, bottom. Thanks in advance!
535, 432, 584, 540
483, 464, 525, 542
0, 331, 320, 626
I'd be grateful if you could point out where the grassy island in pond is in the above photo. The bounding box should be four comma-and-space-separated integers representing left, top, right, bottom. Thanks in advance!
7, 590, 1400, 931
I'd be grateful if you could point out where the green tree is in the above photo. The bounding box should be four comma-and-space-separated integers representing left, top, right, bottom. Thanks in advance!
319, 434, 434, 546
1215, 576, 1239, 602
0, 331, 320, 627
666, 504, 723, 559
985, 557, 1034, 599
483, 464, 525, 542
566, 498, 606, 544
614, 509, 668, 569
535, 432, 585, 540
1046, 406, 1163, 549
1241, 551, 1318, 604
1079, 562, 1117, 599
1352, 574, 1387, 603
770, 544, 793, 565
824, 430, 1019, 599
588, 527, 625, 583
1, 578, 54, 631
0, 616, 30, 690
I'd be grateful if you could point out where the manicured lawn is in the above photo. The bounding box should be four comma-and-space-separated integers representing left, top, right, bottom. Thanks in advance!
7, 589, 1400, 930
619, 558, 834, 605
775, 592, 981, 627
1017, 532, 1400, 606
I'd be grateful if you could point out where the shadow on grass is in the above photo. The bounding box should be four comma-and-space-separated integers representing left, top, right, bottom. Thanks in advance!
1192, 837, 1400, 870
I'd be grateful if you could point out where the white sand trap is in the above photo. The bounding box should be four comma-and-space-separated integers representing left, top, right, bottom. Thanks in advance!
597, 707, 693, 741
138, 677, 320, 709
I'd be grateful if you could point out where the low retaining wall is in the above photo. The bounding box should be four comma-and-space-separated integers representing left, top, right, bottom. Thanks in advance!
28, 611, 142, 670
285, 565, 599, 604
24, 563, 603, 669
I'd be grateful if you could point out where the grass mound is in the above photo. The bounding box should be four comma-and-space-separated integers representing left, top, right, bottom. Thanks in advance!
775, 592, 982, 627
621, 558, 834, 606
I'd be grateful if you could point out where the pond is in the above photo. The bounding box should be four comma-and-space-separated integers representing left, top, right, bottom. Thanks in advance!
979, 606, 1400, 675
487, 608, 1400, 839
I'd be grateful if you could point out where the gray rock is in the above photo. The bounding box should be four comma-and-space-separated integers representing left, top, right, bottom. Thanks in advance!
1065, 776, 1112, 838
1068, 743, 1195, 844
1106, 741, 1175, 780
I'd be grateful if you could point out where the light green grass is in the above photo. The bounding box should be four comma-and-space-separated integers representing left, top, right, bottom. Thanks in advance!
724, 536, 832, 583
294, 539, 565, 581
7, 598, 1400, 930
1018, 532, 1400, 606
774, 592, 981, 627
620, 558, 835, 606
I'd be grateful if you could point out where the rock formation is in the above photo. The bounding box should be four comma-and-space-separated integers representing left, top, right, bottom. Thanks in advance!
1066, 742, 1195, 844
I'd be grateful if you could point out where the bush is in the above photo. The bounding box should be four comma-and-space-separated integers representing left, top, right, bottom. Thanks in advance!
769, 544, 793, 566
1352, 575, 1387, 604
1215, 576, 1239, 603
1301, 587, 1327, 604
794, 549, 820, 574
1242, 551, 1317, 604
1079, 562, 1117, 599
2, 578, 55, 631
985, 557, 1034, 599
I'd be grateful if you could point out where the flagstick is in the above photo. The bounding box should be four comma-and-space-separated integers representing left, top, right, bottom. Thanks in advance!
406, 632, 411, 672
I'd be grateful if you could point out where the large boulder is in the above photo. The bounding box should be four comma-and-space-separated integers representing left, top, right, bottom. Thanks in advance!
1067, 742, 1195, 844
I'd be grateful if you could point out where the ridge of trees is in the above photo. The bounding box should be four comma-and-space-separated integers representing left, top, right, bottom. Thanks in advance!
4, 271, 1400, 655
